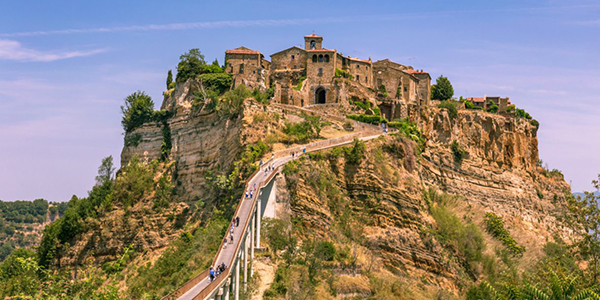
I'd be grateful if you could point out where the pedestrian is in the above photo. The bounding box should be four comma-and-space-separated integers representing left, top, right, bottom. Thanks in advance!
209, 267, 215, 282
236, 216, 239, 227
223, 238, 227, 249
303, 148, 306, 154
230, 232, 234, 243
245, 191, 248, 199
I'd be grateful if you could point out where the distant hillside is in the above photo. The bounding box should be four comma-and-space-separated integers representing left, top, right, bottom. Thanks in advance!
0, 199, 68, 261
572, 191, 600, 198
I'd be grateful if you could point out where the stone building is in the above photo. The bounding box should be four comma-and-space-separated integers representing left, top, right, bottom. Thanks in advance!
466, 95, 510, 112
225, 34, 431, 111
225, 46, 270, 90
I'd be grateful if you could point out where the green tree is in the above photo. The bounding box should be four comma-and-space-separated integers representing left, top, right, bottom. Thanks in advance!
565, 174, 600, 282
176, 48, 206, 82
432, 75, 454, 100
96, 156, 115, 186
121, 91, 154, 133
487, 100, 499, 113
166, 70, 173, 89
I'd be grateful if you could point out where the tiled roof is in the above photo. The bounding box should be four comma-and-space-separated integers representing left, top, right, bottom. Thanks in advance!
304, 34, 322, 38
348, 57, 371, 64
467, 97, 485, 103
226, 46, 261, 55
404, 69, 428, 74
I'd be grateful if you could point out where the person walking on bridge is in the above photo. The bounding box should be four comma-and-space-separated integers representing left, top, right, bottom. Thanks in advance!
236, 216, 239, 227
209, 267, 215, 282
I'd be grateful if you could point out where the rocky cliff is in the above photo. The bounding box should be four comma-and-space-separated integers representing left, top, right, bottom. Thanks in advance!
262, 105, 570, 298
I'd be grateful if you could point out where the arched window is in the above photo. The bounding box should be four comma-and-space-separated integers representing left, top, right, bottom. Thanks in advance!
310, 40, 316, 50
312, 55, 317, 62
291, 55, 295, 60
324, 55, 330, 62
318, 55, 323, 62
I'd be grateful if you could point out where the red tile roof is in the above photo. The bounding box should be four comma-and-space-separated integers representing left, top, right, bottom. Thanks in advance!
348, 57, 371, 64
304, 34, 322, 38
404, 69, 429, 74
225, 46, 261, 55
467, 97, 485, 103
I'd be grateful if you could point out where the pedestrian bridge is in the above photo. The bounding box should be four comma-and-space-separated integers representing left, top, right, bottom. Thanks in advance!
163, 120, 382, 300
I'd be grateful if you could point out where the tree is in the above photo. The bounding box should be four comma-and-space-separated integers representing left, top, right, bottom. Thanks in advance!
565, 174, 600, 282
432, 75, 454, 100
487, 100, 499, 113
166, 70, 173, 89
176, 48, 206, 83
121, 91, 154, 133
95, 156, 115, 186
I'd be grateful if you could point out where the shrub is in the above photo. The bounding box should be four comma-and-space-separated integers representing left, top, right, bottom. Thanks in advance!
484, 212, 525, 255
486, 100, 499, 113
198, 73, 232, 94
121, 91, 155, 133
346, 114, 384, 125
431, 75, 454, 100
293, 76, 306, 91
344, 139, 365, 165
388, 118, 425, 151
530, 119, 540, 129
335, 68, 354, 80
437, 100, 458, 120
124, 133, 142, 147
451, 140, 467, 163
314, 241, 336, 261
282, 115, 322, 144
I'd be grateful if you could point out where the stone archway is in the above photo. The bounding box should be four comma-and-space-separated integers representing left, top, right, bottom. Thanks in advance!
315, 87, 326, 104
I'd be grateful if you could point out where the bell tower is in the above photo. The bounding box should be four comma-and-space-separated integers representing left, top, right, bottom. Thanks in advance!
304, 34, 323, 50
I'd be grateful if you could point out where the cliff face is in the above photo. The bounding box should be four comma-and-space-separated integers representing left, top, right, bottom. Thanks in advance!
122, 81, 244, 202
272, 106, 570, 297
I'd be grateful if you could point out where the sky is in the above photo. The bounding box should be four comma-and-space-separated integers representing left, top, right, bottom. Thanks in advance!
0, 0, 599, 202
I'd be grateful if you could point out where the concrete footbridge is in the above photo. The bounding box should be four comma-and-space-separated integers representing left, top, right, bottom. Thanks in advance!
163, 115, 383, 300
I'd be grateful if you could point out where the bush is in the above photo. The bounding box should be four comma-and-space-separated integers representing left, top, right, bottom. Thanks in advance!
437, 100, 458, 120
335, 68, 354, 80
484, 212, 525, 255
486, 100, 499, 113
346, 114, 384, 125
344, 139, 365, 165
387, 118, 425, 151
121, 91, 155, 133
451, 140, 467, 163
314, 241, 335, 261
166, 70, 173, 89
431, 75, 454, 100
530, 119, 540, 129
282, 115, 322, 144
293, 76, 306, 91
198, 73, 232, 94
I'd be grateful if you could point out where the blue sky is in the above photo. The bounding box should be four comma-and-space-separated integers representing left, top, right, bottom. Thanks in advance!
1, 1, 599, 201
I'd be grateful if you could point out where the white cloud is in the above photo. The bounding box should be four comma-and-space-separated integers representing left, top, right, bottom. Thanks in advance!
0, 39, 105, 62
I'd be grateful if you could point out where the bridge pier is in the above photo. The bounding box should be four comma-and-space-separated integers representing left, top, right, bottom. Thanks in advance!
255, 197, 261, 248
243, 233, 248, 292
234, 255, 240, 300
223, 278, 231, 300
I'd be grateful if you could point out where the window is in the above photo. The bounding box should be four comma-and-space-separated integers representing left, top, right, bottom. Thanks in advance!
312, 55, 317, 63
239, 64, 244, 74
404, 86, 408, 92
324, 55, 330, 62
318, 55, 323, 62
356, 75, 360, 81
356, 65, 360, 69
293, 65, 296, 69
318, 68, 323, 76
310, 40, 316, 50
291, 55, 295, 60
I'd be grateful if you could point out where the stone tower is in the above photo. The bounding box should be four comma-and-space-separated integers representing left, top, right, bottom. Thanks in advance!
304, 34, 323, 50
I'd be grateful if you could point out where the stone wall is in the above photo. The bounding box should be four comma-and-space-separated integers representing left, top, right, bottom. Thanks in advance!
270, 47, 307, 71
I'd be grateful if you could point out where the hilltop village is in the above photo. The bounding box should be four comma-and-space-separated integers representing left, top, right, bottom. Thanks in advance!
223, 34, 513, 122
